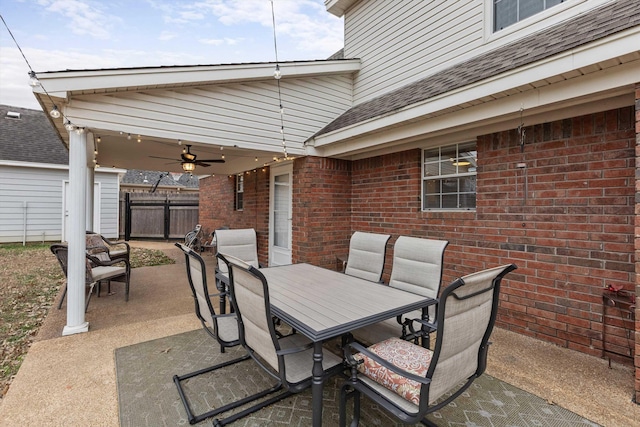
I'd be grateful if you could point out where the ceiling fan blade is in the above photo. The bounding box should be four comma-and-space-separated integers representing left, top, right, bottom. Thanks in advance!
196, 159, 225, 163
149, 155, 179, 161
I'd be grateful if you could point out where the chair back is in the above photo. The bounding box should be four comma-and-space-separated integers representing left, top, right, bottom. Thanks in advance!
215, 228, 260, 275
344, 231, 391, 282
427, 264, 516, 404
175, 243, 220, 331
50, 243, 93, 283
220, 253, 280, 373
85, 233, 111, 262
389, 236, 448, 298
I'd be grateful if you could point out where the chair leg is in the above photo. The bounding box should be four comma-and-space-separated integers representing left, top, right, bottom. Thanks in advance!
57, 285, 67, 309
174, 353, 289, 425
340, 383, 361, 427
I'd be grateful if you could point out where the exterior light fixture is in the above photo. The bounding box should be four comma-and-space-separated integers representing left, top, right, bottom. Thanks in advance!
182, 161, 196, 172
273, 64, 281, 79
64, 120, 74, 132
49, 106, 61, 118
127, 133, 132, 140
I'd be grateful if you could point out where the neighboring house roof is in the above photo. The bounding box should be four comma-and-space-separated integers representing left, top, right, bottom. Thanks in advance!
316, 0, 640, 136
0, 104, 68, 165
121, 169, 199, 189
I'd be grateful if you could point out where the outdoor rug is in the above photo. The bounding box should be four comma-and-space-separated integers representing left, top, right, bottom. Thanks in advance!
115, 329, 601, 427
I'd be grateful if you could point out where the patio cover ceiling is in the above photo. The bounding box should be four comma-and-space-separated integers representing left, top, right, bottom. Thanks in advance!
31, 59, 360, 176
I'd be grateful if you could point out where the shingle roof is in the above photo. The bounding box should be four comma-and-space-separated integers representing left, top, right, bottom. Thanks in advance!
0, 104, 68, 164
315, 0, 640, 136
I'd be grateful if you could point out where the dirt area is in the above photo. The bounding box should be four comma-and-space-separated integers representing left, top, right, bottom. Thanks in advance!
0, 243, 173, 399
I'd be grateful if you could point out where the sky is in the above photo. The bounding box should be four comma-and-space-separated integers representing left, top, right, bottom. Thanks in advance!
0, 0, 344, 110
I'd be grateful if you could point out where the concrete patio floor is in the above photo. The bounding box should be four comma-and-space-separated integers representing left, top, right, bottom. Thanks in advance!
0, 241, 637, 426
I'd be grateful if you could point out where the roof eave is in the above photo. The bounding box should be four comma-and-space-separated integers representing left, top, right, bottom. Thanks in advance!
31, 59, 361, 95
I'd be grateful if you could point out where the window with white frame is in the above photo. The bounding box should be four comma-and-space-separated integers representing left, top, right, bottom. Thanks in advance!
235, 174, 244, 211
422, 142, 477, 210
494, 0, 564, 31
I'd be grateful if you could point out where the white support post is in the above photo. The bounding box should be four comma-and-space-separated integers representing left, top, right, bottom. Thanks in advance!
86, 165, 95, 232
63, 129, 89, 336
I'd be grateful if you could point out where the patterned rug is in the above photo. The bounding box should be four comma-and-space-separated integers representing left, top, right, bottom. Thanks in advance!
115, 329, 601, 426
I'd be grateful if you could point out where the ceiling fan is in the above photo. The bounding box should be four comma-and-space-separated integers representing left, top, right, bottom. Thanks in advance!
150, 145, 225, 172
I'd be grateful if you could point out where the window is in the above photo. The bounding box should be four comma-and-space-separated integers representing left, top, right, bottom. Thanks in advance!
422, 142, 477, 210
494, 0, 564, 31
235, 174, 244, 211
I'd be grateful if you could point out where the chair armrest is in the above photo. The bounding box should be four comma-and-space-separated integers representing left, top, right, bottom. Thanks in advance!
86, 253, 130, 269
100, 236, 130, 252
345, 341, 431, 386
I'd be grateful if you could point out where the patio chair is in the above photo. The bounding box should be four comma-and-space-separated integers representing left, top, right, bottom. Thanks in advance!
213, 228, 261, 313
173, 243, 247, 425
51, 243, 130, 312
211, 253, 344, 427
86, 231, 130, 262
339, 263, 517, 427
352, 236, 448, 346
342, 231, 391, 283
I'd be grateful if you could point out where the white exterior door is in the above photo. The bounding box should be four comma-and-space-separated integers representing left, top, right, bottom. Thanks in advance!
63, 181, 101, 241
269, 163, 292, 266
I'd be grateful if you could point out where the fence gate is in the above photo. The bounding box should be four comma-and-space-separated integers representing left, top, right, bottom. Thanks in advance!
121, 193, 199, 240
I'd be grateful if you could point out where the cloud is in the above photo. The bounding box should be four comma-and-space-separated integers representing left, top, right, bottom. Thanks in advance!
158, 31, 178, 41
36, 0, 122, 40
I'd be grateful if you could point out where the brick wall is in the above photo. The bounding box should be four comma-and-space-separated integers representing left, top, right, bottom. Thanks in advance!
292, 156, 352, 268
635, 84, 640, 403
349, 106, 635, 359
199, 169, 270, 264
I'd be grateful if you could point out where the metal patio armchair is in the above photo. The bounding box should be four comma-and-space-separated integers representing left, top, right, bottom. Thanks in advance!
339, 264, 517, 426
213, 228, 261, 313
353, 236, 448, 346
209, 253, 344, 426
342, 231, 391, 283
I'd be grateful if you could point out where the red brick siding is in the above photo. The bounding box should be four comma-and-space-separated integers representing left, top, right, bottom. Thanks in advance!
635, 83, 640, 403
199, 169, 270, 264
349, 107, 635, 359
292, 156, 352, 268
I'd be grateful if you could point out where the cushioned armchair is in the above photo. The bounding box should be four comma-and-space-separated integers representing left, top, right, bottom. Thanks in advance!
51, 243, 130, 311
340, 264, 517, 426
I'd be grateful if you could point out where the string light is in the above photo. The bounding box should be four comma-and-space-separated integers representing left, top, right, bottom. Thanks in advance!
271, 0, 288, 159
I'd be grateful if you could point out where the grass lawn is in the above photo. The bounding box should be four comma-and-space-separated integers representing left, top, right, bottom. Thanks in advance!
0, 243, 174, 399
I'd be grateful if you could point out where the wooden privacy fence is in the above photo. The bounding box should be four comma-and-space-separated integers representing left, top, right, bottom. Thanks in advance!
120, 193, 199, 240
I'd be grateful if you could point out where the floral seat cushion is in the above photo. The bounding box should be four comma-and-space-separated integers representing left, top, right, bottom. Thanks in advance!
355, 337, 433, 405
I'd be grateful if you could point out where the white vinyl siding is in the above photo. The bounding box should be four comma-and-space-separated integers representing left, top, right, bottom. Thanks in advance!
64, 75, 354, 154
344, 0, 484, 104
0, 164, 120, 243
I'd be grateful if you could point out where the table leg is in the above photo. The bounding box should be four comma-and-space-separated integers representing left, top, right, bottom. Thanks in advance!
312, 341, 324, 427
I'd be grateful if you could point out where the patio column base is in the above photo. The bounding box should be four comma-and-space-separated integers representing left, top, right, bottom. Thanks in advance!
62, 322, 89, 336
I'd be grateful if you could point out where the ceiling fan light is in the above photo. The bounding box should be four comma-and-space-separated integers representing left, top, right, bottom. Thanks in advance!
182, 161, 196, 172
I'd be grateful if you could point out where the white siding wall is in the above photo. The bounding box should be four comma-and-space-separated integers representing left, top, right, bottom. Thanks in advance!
67, 75, 354, 152
344, 0, 484, 103
0, 164, 120, 243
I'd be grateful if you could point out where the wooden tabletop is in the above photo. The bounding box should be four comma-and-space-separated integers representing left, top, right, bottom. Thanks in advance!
261, 263, 434, 341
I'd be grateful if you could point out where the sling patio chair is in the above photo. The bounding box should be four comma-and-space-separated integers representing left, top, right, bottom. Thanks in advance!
51, 242, 130, 312
340, 264, 517, 427
213, 228, 261, 314
352, 236, 448, 346
172, 243, 247, 425
342, 231, 391, 283
211, 253, 344, 427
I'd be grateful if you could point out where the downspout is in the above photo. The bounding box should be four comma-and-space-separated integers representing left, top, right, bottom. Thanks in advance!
22, 201, 27, 246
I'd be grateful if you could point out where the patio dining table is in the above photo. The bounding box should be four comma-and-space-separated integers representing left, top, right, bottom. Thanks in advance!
260, 263, 436, 427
